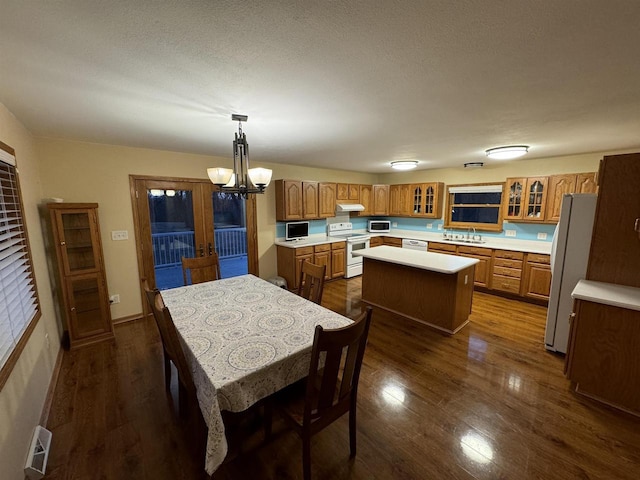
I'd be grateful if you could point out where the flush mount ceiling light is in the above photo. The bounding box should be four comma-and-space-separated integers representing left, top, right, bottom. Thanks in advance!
207, 114, 272, 197
485, 145, 529, 160
390, 160, 418, 170
464, 162, 484, 168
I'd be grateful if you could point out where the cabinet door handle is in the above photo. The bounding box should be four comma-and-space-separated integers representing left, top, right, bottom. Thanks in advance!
635, 218, 640, 234
70, 307, 76, 312
60, 241, 66, 246
208, 242, 213, 256
568, 312, 576, 324
198, 244, 204, 257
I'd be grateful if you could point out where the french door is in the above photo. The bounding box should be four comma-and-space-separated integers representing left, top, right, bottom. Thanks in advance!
131, 176, 259, 307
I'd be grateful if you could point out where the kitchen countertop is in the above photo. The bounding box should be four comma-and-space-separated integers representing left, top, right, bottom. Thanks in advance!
571, 280, 640, 311
275, 228, 552, 255
353, 245, 479, 274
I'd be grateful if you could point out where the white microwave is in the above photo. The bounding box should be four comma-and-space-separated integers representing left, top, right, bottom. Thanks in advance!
368, 220, 391, 233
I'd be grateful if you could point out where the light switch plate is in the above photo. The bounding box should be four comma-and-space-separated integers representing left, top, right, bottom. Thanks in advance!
437, 224, 443, 230
111, 230, 128, 241
537, 232, 547, 240
505, 230, 517, 237
392, 222, 398, 227
426, 223, 433, 229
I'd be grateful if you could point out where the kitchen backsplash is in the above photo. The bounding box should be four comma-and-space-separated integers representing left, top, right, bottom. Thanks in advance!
276, 216, 556, 242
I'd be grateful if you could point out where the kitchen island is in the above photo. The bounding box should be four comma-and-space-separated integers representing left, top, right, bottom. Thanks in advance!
353, 246, 479, 334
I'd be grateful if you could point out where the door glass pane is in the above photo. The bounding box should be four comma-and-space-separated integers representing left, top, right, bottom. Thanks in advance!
212, 192, 248, 278
149, 189, 197, 290
61, 212, 97, 272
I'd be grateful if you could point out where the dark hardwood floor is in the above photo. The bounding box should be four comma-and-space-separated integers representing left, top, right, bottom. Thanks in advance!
44, 277, 640, 479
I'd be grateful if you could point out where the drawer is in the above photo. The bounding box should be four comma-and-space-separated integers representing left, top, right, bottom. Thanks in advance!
429, 242, 457, 252
494, 250, 524, 260
314, 243, 331, 253
331, 241, 346, 250
458, 245, 491, 256
369, 237, 384, 247
429, 249, 455, 255
384, 237, 403, 246
493, 266, 522, 278
295, 246, 314, 256
493, 258, 523, 269
527, 253, 550, 264
492, 275, 521, 293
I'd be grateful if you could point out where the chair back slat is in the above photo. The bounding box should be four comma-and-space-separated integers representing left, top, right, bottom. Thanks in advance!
305, 307, 373, 422
181, 253, 221, 285
298, 261, 326, 304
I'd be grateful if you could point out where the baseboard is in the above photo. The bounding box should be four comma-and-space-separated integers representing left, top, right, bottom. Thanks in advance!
39, 345, 64, 426
112, 313, 144, 325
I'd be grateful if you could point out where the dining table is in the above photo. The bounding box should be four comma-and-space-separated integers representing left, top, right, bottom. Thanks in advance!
160, 274, 352, 475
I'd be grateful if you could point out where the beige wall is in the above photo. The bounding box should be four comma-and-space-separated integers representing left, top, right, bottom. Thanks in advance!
0, 104, 59, 479
378, 151, 618, 185
37, 138, 377, 321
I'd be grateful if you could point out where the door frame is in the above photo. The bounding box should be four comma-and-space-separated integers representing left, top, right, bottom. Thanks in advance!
129, 174, 259, 316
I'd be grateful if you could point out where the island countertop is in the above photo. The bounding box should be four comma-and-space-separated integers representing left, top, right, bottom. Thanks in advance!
353, 245, 479, 274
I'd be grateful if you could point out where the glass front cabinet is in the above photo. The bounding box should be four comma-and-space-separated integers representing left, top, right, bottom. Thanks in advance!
410, 182, 444, 218
46, 203, 113, 348
503, 177, 549, 222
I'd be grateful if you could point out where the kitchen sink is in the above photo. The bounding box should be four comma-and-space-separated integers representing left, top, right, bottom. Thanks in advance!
442, 237, 486, 244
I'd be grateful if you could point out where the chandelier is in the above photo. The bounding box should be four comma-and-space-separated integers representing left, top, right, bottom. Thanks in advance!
207, 114, 272, 197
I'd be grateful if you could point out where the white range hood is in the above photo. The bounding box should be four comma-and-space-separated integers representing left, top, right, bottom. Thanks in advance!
336, 203, 365, 212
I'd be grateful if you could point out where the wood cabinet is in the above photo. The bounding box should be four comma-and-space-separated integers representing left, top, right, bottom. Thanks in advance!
502, 177, 548, 222
359, 184, 373, 215
410, 182, 444, 218
331, 241, 346, 278
522, 253, 551, 300
336, 183, 360, 202
318, 182, 337, 218
313, 243, 331, 280
566, 299, 640, 415
457, 245, 491, 288
491, 250, 524, 294
428, 242, 457, 255
383, 236, 403, 247
586, 153, 640, 288
546, 172, 598, 222
45, 203, 113, 349
389, 184, 412, 216
275, 179, 323, 221
369, 236, 384, 247
277, 245, 313, 289
373, 185, 390, 215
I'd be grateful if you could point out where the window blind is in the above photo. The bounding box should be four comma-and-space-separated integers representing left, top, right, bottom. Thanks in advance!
0, 146, 39, 378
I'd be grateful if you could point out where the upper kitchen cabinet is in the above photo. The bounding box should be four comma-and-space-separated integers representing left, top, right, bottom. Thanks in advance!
275, 179, 319, 221
373, 184, 390, 215
336, 183, 360, 202
359, 184, 373, 215
318, 182, 337, 218
410, 182, 444, 218
503, 177, 548, 222
389, 184, 412, 216
546, 172, 598, 222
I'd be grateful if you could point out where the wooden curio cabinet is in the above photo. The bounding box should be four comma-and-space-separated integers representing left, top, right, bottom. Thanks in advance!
46, 203, 113, 349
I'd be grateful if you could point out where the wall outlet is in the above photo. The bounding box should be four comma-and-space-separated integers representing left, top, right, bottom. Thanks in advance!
426, 223, 433, 229
109, 294, 120, 304
392, 222, 398, 227
505, 230, 517, 237
537, 232, 547, 240
437, 224, 443, 230
111, 230, 128, 241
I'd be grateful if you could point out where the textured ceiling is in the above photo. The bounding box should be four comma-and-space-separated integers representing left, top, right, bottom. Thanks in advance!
1, 1, 640, 172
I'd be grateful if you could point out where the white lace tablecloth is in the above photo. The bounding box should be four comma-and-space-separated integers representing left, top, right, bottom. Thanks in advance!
161, 274, 351, 474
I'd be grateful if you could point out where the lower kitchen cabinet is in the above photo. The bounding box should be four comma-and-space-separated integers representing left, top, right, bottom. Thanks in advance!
331, 241, 346, 278
369, 236, 384, 247
491, 250, 523, 294
522, 253, 551, 300
566, 297, 640, 415
313, 243, 332, 280
457, 245, 491, 288
383, 236, 403, 247
428, 242, 457, 255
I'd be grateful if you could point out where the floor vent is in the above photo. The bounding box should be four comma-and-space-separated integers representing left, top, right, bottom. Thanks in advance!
24, 425, 52, 479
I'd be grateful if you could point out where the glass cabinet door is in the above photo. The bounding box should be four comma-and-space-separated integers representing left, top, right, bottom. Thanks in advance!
525, 179, 547, 220
55, 209, 101, 275
412, 185, 423, 215
66, 274, 111, 339
504, 179, 524, 219
425, 185, 435, 216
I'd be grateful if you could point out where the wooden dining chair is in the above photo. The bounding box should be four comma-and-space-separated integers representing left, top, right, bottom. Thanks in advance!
270, 306, 373, 480
142, 279, 197, 419
297, 260, 326, 304
181, 253, 221, 285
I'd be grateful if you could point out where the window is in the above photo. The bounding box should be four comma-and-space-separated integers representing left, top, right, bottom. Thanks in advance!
0, 142, 41, 389
444, 183, 504, 231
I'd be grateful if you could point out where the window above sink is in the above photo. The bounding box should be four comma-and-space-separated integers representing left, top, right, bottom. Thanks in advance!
444, 183, 504, 232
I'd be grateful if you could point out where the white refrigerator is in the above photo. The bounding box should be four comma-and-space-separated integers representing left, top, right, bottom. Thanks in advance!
545, 193, 598, 353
